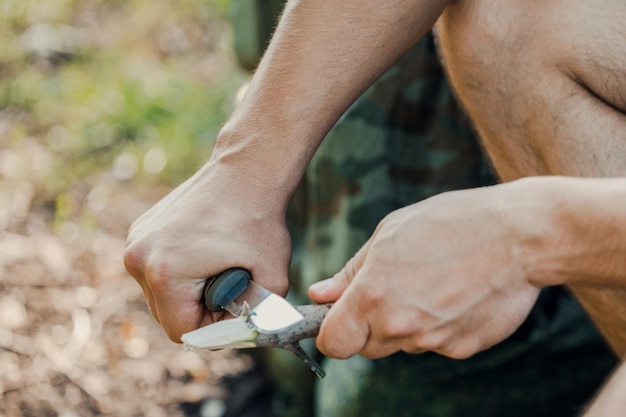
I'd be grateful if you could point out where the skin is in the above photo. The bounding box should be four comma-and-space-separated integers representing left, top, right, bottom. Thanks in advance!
125, 0, 449, 341
125, 0, 626, 366
309, 177, 626, 359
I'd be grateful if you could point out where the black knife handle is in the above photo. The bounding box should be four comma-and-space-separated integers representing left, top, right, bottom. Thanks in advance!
203, 268, 251, 312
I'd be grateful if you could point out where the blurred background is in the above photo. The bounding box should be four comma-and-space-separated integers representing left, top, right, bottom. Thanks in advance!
0, 0, 261, 416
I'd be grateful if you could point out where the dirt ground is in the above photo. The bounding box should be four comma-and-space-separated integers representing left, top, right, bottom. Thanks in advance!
0, 155, 261, 417
0, 1, 280, 415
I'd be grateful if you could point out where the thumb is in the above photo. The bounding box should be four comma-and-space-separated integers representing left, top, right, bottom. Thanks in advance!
308, 240, 369, 303
308, 276, 346, 303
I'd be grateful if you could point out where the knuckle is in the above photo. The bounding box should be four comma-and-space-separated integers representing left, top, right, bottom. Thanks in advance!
360, 340, 398, 360
359, 347, 384, 360
359, 283, 387, 309
440, 341, 479, 360
344, 256, 359, 281
448, 348, 474, 360
271, 278, 289, 297
123, 241, 146, 276
381, 317, 416, 339
413, 332, 447, 352
144, 259, 172, 293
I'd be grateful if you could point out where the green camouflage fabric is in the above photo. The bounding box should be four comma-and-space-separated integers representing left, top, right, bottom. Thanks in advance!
230, 3, 617, 416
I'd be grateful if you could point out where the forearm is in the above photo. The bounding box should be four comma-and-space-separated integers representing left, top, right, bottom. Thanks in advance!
124, 0, 449, 341
511, 176, 626, 355
210, 0, 448, 206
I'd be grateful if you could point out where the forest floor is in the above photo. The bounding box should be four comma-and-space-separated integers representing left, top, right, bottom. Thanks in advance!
0, 162, 263, 417
0, 1, 273, 416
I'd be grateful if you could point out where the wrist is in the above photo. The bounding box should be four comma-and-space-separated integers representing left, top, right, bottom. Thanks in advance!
499, 177, 568, 288
511, 176, 626, 288
193, 153, 292, 221
209, 104, 325, 205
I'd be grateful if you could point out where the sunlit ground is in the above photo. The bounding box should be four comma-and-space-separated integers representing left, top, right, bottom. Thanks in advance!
0, 1, 253, 415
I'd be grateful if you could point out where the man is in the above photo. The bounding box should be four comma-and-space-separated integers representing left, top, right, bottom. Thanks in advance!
124, 0, 625, 414
228, 2, 617, 414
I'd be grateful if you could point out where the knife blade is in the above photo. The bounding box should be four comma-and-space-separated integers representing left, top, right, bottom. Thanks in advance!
182, 302, 332, 378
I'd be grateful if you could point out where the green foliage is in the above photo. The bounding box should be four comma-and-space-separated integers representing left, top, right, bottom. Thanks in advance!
0, 0, 246, 208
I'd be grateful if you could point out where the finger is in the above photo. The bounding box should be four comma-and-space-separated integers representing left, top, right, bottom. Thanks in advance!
152, 279, 207, 342
124, 242, 161, 321
251, 264, 290, 298
138, 280, 160, 324
360, 314, 436, 358
125, 264, 161, 324
358, 337, 404, 359
199, 308, 227, 328
398, 337, 430, 355
308, 275, 348, 303
315, 285, 369, 359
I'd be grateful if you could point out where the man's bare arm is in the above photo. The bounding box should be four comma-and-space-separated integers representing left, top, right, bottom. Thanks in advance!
309, 176, 626, 359
124, 0, 449, 341
214, 0, 449, 202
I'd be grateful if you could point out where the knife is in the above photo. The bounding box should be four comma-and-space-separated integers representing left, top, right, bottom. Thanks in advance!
203, 268, 304, 333
182, 268, 331, 378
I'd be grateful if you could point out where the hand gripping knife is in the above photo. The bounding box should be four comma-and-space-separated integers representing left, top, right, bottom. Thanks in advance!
181, 268, 331, 378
